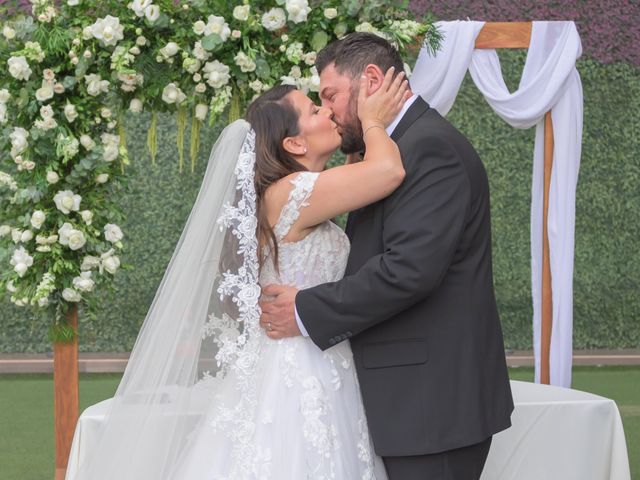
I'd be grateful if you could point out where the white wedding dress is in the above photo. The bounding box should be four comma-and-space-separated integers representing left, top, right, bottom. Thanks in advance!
169, 171, 388, 479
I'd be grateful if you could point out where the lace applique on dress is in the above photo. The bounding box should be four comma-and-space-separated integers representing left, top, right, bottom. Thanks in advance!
274, 171, 320, 240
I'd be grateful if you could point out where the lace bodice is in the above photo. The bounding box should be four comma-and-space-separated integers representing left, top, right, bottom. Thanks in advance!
259, 171, 350, 290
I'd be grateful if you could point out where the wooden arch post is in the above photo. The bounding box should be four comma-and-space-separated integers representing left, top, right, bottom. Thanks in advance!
475, 22, 554, 384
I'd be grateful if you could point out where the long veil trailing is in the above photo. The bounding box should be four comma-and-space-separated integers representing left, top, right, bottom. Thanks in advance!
70, 119, 264, 479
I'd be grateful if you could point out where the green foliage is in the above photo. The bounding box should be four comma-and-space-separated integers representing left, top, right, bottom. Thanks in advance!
0, 49, 637, 353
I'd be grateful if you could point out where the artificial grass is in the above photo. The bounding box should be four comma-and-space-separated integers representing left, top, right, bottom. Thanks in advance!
0, 367, 637, 479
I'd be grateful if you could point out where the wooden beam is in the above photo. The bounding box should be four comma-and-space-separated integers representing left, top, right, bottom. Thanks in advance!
475, 22, 532, 49
541, 112, 554, 384
54, 305, 79, 480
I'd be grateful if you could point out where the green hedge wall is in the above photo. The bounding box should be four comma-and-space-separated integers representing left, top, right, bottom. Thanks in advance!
1, 52, 638, 352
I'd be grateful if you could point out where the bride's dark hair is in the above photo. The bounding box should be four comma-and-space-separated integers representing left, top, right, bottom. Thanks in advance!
245, 84, 308, 271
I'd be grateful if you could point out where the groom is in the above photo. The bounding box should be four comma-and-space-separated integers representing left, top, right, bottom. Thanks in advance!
259, 32, 514, 479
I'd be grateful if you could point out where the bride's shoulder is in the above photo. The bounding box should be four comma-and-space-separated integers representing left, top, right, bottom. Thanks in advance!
263, 172, 301, 225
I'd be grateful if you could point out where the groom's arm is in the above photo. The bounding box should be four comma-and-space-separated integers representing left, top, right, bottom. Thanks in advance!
296, 135, 471, 350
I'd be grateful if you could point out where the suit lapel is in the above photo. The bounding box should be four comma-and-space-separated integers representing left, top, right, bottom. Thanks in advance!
390, 95, 431, 143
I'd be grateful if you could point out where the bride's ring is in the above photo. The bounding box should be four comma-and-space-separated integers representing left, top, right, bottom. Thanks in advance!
268, 322, 273, 331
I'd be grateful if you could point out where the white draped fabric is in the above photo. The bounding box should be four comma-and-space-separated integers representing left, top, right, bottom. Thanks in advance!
410, 21, 583, 387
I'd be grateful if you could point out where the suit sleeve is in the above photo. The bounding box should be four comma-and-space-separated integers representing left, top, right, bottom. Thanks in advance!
295, 136, 471, 350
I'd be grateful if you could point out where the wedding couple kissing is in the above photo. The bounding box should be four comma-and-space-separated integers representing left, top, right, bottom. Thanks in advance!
73, 32, 514, 480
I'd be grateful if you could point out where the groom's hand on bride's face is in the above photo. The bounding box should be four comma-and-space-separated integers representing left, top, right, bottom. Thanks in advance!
259, 284, 300, 340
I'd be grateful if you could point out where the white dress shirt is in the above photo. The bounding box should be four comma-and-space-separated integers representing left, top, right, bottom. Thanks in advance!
295, 93, 420, 337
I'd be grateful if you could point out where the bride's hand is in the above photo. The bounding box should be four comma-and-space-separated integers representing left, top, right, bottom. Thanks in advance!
357, 66, 411, 130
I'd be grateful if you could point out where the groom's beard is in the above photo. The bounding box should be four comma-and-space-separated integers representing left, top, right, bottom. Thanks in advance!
339, 88, 366, 155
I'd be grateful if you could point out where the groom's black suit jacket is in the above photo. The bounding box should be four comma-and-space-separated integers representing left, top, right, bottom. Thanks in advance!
296, 96, 514, 457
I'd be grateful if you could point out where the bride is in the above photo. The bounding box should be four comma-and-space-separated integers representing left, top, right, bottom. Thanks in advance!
69, 67, 410, 480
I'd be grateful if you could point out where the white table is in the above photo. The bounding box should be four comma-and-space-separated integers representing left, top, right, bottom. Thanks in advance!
66, 380, 631, 479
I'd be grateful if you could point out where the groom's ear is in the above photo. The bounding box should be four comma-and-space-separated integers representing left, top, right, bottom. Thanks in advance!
361, 64, 385, 95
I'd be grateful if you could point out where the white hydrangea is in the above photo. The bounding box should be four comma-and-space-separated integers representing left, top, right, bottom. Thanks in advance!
202, 60, 230, 89
10, 246, 33, 277
234, 51, 256, 73
8, 56, 32, 81
0, 172, 18, 191
286, 0, 311, 24
262, 8, 286, 31
23, 41, 45, 62
90, 15, 124, 47
285, 42, 304, 64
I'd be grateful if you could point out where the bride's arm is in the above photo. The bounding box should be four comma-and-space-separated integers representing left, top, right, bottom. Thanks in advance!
279, 68, 410, 230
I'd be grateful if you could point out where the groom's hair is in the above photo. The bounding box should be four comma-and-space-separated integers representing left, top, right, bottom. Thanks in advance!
316, 32, 405, 80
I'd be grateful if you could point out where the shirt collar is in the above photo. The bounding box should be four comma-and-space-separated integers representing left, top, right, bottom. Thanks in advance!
386, 93, 419, 136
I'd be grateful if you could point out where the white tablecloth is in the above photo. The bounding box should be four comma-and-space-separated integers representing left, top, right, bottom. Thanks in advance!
66, 380, 631, 479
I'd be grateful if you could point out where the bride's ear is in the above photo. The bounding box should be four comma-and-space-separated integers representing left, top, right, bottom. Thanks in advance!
282, 136, 307, 157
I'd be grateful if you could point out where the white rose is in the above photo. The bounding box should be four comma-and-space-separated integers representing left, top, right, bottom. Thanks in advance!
11, 228, 22, 243
131, 0, 152, 16
304, 51, 317, 65
10, 127, 29, 157
324, 7, 337, 19
160, 42, 180, 58
90, 15, 124, 47
231, 30, 241, 39
10, 246, 33, 277
40, 105, 54, 119
30, 211, 46, 229
100, 107, 112, 118
0, 103, 6, 124
67, 0, 80, 5
64, 103, 78, 122
54, 82, 64, 94
42, 69, 55, 81
195, 82, 206, 93
129, 98, 143, 113
8, 56, 32, 81
85, 74, 109, 97
0, 88, 10, 103
161, 83, 187, 104
193, 20, 206, 35
101, 250, 120, 274
194, 103, 208, 121
53, 190, 82, 214
37, 297, 49, 307
80, 210, 93, 225
0, 225, 11, 237
21, 160, 36, 171
262, 8, 286, 31
104, 223, 123, 243
80, 135, 96, 150
233, 5, 250, 21
58, 223, 86, 250
82, 26, 92, 40
249, 79, 263, 92
204, 15, 230, 41
234, 51, 256, 73
81, 255, 100, 270
202, 60, 230, 89
62, 288, 82, 302
46, 171, 60, 184
145, 5, 160, 22
286, 0, 311, 24
3, 26, 16, 40
192, 41, 210, 61
21, 230, 33, 242
73, 271, 94, 292
95, 173, 109, 184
